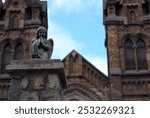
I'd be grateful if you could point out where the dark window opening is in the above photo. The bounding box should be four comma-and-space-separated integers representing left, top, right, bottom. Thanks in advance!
124, 39, 135, 70
142, 3, 149, 15
1, 43, 12, 74
136, 39, 148, 70
13, 43, 23, 60
25, 8, 32, 20
115, 3, 122, 16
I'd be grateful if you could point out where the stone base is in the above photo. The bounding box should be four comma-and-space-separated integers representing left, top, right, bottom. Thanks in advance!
6, 59, 67, 101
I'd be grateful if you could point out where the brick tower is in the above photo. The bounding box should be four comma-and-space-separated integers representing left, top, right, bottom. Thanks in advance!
104, 0, 150, 100
0, 0, 47, 100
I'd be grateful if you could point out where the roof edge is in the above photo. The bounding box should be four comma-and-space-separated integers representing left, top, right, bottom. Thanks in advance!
62, 50, 109, 79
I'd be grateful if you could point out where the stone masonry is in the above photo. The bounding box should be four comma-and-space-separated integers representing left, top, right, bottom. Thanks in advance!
6, 59, 67, 101
104, 0, 150, 100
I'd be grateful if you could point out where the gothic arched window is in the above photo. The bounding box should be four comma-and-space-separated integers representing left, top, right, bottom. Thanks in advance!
13, 43, 23, 60
124, 39, 135, 70
136, 39, 148, 70
1, 43, 12, 74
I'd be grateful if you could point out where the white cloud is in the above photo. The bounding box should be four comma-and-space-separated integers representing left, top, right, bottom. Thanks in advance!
47, 21, 108, 75
48, 21, 83, 59
85, 55, 108, 75
49, 0, 102, 14
47, 0, 107, 74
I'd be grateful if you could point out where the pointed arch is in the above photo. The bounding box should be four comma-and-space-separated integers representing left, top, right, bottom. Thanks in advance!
13, 42, 23, 60
1, 43, 12, 74
64, 84, 103, 101
124, 39, 135, 70
136, 38, 148, 70
136, 33, 150, 47
120, 33, 135, 47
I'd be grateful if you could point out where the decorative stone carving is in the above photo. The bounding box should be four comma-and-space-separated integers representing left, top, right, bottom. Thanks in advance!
32, 75, 45, 90
40, 74, 61, 101
47, 74, 60, 90
21, 77, 29, 90
20, 91, 39, 101
8, 78, 22, 101
31, 26, 53, 59
6, 60, 67, 101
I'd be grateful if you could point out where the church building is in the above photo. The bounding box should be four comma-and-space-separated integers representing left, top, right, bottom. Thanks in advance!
104, 0, 150, 100
0, 0, 150, 101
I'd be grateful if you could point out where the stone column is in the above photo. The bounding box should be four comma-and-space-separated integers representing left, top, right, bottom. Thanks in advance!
6, 59, 67, 101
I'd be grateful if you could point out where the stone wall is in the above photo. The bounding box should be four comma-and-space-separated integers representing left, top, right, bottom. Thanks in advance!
63, 50, 110, 101
6, 59, 67, 101
104, 0, 150, 100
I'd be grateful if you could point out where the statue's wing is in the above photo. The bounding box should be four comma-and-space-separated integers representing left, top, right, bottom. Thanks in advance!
48, 38, 54, 58
49, 38, 54, 48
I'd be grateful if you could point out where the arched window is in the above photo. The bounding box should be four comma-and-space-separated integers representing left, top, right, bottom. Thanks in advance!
1, 43, 12, 74
136, 39, 148, 70
124, 39, 135, 70
13, 43, 23, 60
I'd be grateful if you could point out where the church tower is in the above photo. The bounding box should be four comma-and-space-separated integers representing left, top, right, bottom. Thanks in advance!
104, 0, 150, 100
0, 0, 47, 100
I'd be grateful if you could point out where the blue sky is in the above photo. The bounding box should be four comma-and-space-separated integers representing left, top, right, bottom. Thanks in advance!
48, 0, 107, 74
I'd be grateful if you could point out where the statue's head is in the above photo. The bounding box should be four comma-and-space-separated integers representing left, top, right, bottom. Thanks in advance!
36, 26, 47, 39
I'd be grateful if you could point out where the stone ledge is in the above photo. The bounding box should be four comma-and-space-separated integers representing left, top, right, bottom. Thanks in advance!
110, 68, 121, 75
0, 74, 10, 79
6, 59, 63, 71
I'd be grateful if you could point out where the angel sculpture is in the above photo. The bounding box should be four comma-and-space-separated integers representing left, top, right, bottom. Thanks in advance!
31, 26, 53, 59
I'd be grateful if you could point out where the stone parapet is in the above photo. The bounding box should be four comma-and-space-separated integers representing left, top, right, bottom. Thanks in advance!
6, 59, 67, 101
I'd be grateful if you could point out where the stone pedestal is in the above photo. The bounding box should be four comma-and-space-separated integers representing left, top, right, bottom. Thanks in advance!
6, 59, 67, 101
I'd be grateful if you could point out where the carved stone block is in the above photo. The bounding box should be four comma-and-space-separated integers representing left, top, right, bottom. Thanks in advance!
6, 59, 67, 101
21, 77, 29, 90
32, 75, 45, 90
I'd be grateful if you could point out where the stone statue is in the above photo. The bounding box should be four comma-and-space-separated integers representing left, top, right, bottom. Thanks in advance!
31, 26, 53, 59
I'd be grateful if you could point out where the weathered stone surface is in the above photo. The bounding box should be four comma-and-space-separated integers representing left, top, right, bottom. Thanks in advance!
21, 77, 29, 90
7, 59, 64, 70
32, 75, 45, 90
40, 90, 61, 101
104, 1, 150, 100
63, 50, 110, 101
40, 74, 61, 101
6, 59, 67, 101
20, 91, 39, 101
47, 74, 60, 89
9, 78, 22, 101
